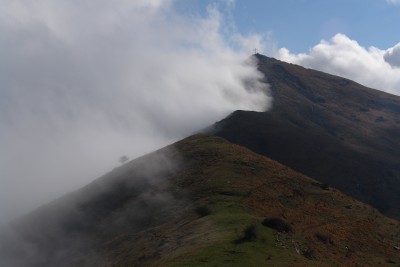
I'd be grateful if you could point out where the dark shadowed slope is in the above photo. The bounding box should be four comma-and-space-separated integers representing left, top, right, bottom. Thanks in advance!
1, 135, 399, 266
213, 54, 400, 219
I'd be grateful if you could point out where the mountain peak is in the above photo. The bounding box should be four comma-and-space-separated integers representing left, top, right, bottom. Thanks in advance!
214, 55, 400, 219
253, 52, 276, 61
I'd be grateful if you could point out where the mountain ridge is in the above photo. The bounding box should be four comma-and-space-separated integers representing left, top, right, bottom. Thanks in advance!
213, 54, 400, 218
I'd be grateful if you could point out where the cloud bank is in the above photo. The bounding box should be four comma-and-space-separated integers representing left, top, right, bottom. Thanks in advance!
277, 33, 400, 95
0, 0, 270, 223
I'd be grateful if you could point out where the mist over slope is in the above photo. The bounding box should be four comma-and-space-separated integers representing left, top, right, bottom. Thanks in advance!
1, 134, 399, 266
0, 146, 186, 267
213, 54, 400, 218
0, 0, 270, 223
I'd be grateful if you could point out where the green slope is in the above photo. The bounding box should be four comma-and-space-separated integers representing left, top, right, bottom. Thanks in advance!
1, 134, 399, 266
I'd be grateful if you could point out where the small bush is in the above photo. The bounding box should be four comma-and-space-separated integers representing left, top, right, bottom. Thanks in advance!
320, 183, 329, 190
234, 225, 257, 244
292, 189, 304, 198
195, 205, 211, 217
244, 225, 257, 240
262, 218, 292, 233
302, 248, 314, 259
386, 259, 396, 264
314, 232, 330, 244
346, 247, 354, 258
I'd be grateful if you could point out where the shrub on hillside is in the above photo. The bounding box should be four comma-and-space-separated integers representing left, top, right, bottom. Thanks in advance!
320, 183, 330, 190
314, 232, 331, 244
234, 224, 258, 244
195, 205, 211, 217
302, 248, 315, 259
261, 217, 292, 233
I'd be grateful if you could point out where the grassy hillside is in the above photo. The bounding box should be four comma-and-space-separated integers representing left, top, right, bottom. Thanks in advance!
164, 134, 400, 266
3, 134, 399, 266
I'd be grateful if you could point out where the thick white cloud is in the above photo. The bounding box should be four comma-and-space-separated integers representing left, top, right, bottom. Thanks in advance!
0, 0, 269, 223
384, 43, 400, 67
277, 33, 400, 95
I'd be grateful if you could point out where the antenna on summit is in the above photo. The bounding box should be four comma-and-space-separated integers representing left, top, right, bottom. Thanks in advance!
254, 48, 258, 55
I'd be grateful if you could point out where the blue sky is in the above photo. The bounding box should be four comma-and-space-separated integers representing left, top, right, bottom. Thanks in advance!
189, 0, 400, 53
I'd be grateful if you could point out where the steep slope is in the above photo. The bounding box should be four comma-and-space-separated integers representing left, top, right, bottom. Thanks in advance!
213, 54, 400, 218
1, 134, 399, 266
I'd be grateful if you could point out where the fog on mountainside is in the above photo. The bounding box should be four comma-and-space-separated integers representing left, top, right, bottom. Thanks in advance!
0, 0, 270, 224
0, 147, 187, 267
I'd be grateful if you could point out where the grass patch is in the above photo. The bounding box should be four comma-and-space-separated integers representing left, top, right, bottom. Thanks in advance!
167, 194, 317, 267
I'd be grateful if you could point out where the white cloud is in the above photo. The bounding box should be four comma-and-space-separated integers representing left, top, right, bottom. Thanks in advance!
276, 33, 400, 95
224, 0, 236, 8
0, 0, 270, 223
384, 43, 400, 67
386, 0, 400, 5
